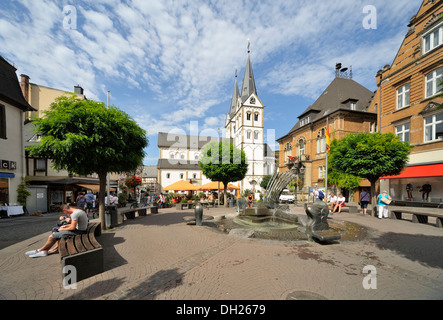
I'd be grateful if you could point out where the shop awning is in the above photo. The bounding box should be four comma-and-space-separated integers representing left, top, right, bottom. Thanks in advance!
382, 164, 443, 180
77, 184, 116, 193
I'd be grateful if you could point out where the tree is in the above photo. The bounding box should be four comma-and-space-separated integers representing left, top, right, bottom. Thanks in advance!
260, 175, 273, 190
328, 166, 361, 196
199, 141, 248, 207
27, 94, 148, 231
329, 132, 413, 216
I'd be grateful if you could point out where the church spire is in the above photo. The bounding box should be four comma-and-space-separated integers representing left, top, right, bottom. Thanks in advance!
241, 40, 257, 102
229, 69, 239, 118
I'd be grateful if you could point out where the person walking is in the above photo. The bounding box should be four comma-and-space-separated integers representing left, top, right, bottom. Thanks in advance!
359, 189, 370, 215
377, 190, 392, 219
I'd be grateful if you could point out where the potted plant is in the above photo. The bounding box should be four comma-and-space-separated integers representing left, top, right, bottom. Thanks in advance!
125, 175, 142, 200
16, 177, 31, 214
118, 192, 127, 208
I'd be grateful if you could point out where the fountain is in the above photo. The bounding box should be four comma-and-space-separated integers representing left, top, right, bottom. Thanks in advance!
231, 158, 341, 243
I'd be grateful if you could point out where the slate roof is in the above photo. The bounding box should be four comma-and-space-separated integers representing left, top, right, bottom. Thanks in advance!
157, 132, 233, 149
0, 56, 35, 111
284, 77, 375, 137
157, 159, 201, 170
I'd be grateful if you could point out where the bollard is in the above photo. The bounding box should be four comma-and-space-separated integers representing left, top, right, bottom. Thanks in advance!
194, 203, 203, 226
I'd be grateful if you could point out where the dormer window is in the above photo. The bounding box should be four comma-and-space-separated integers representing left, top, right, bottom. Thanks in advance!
423, 21, 442, 54
300, 116, 310, 127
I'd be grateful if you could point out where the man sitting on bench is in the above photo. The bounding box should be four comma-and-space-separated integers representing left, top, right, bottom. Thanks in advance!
26, 203, 89, 258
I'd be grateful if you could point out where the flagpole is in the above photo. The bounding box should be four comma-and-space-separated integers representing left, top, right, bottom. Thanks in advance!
325, 117, 329, 201
106, 91, 110, 206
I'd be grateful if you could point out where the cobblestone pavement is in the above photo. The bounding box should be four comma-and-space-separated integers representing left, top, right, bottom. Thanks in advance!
0, 206, 442, 301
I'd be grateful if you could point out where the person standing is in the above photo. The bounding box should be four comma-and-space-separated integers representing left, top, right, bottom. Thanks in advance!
377, 190, 392, 219
359, 189, 370, 215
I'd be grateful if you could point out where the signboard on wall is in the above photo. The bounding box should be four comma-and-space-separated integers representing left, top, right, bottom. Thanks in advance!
1, 160, 17, 171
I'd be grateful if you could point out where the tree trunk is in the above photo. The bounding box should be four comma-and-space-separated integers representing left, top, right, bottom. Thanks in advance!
370, 179, 377, 218
223, 184, 228, 208
98, 172, 107, 231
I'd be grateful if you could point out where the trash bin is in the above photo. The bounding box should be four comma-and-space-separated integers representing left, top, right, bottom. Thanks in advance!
228, 198, 235, 207
105, 205, 118, 229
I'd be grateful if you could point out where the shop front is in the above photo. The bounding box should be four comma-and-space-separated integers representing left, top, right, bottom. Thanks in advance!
380, 163, 443, 203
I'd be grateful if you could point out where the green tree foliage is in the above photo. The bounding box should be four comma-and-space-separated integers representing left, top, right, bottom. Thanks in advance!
260, 175, 273, 190
329, 132, 413, 216
27, 94, 148, 230
199, 141, 248, 207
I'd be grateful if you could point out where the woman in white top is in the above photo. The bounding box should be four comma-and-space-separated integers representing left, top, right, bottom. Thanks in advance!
333, 193, 346, 214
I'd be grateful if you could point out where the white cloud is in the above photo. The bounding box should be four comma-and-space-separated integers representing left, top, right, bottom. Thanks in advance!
0, 0, 420, 162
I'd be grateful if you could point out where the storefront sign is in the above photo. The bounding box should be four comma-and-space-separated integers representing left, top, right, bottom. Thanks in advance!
1, 160, 17, 171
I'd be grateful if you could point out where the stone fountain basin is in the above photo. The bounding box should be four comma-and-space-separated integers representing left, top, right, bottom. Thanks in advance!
235, 208, 299, 231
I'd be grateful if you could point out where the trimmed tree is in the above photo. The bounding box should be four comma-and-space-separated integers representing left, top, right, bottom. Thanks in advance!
27, 94, 148, 231
199, 141, 248, 207
329, 132, 413, 216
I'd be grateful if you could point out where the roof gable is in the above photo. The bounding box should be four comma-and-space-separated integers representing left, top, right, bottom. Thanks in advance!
0, 56, 34, 111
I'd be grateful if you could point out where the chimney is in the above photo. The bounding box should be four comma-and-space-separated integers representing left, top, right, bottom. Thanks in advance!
20, 74, 30, 102
74, 85, 84, 96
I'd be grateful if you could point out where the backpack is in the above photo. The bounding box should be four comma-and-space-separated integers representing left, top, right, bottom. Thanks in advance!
318, 190, 324, 200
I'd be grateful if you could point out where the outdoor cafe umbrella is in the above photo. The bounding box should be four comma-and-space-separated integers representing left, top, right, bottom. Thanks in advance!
162, 180, 200, 191
199, 181, 240, 191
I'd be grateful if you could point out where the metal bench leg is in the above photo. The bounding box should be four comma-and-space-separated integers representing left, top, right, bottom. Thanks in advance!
436, 218, 443, 229
390, 211, 402, 220
412, 214, 428, 224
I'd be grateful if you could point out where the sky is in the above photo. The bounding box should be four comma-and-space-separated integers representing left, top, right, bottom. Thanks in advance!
0, 0, 422, 165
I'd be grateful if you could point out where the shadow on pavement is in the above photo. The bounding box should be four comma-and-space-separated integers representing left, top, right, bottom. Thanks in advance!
374, 232, 443, 269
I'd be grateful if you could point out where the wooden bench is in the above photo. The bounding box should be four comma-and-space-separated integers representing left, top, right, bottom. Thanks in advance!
120, 206, 155, 219
389, 206, 443, 228
60, 222, 103, 282
339, 205, 358, 213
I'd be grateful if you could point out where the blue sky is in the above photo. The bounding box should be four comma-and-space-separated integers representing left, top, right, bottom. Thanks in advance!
0, 0, 421, 165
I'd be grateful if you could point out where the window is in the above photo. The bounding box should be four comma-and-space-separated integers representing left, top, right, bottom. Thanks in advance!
0, 104, 6, 139
318, 166, 326, 179
396, 123, 410, 143
397, 84, 410, 109
298, 140, 306, 157
284, 143, 292, 162
254, 131, 259, 140
247, 112, 251, 121
300, 116, 310, 127
180, 173, 184, 179
247, 131, 251, 140
35, 159, 47, 172
170, 153, 175, 159
254, 113, 259, 122
317, 129, 326, 153
180, 153, 185, 160
424, 113, 443, 142
193, 174, 197, 179
166, 173, 171, 179
350, 102, 357, 110
425, 68, 442, 98
423, 23, 442, 54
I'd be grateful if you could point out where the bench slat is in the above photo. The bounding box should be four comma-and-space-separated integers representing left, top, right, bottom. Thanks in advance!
66, 237, 78, 255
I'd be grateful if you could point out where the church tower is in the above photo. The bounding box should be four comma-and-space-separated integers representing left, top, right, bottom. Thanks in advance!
225, 44, 267, 193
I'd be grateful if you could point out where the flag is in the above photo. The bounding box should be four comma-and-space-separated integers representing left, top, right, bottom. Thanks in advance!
288, 156, 295, 162
326, 126, 331, 153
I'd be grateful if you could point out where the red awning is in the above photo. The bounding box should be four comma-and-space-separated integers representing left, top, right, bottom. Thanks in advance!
382, 164, 443, 180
